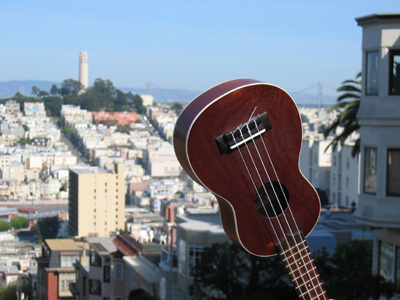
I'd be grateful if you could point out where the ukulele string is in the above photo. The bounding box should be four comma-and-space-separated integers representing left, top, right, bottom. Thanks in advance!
252, 121, 324, 299
231, 126, 312, 297
231, 115, 323, 299
239, 122, 319, 297
230, 121, 290, 260
230, 130, 283, 255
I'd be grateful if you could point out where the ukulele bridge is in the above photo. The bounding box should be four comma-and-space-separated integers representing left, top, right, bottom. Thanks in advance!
215, 112, 272, 155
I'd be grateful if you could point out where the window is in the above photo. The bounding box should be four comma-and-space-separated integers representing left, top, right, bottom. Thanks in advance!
366, 51, 379, 95
90, 251, 101, 267
103, 265, 110, 283
125, 265, 131, 286
178, 239, 186, 276
188, 244, 204, 276
364, 147, 377, 194
82, 276, 87, 297
89, 279, 101, 295
397, 247, 400, 285
387, 149, 400, 196
60, 254, 79, 267
379, 242, 394, 282
114, 262, 123, 280
389, 50, 400, 95
59, 273, 75, 297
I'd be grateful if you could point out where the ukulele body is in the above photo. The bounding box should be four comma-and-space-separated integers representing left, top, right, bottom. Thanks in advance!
173, 79, 321, 257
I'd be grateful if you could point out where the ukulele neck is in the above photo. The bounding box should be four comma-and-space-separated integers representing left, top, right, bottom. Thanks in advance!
277, 233, 328, 300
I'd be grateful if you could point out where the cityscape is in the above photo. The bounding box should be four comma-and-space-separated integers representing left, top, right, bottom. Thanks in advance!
0, 11, 399, 300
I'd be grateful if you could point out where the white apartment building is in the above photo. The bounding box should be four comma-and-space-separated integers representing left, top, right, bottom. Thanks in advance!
299, 134, 331, 194
148, 178, 183, 200
60, 104, 93, 124
353, 13, 400, 284
330, 142, 360, 209
144, 141, 181, 178
23, 102, 46, 117
159, 210, 230, 300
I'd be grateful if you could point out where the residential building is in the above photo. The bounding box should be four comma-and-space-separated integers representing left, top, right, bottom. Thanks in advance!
353, 13, 400, 284
72, 234, 161, 300
93, 112, 139, 126
68, 163, 125, 238
72, 237, 117, 300
37, 239, 84, 300
143, 141, 181, 178
0, 266, 20, 288
24, 102, 46, 117
141, 95, 154, 107
159, 209, 230, 300
330, 141, 360, 209
5, 100, 20, 113
61, 105, 93, 125
300, 134, 331, 197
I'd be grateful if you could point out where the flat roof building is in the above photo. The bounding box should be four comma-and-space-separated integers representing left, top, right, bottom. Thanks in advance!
68, 163, 125, 238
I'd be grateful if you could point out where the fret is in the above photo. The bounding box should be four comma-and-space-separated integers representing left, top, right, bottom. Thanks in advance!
285, 252, 313, 270
291, 265, 317, 282
280, 239, 307, 257
297, 278, 324, 296
277, 233, 329, 300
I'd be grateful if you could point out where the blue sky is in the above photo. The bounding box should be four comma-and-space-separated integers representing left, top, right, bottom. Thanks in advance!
0, 1, 398, 100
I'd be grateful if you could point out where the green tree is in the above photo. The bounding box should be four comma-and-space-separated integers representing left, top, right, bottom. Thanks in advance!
170, 102, 183, 116
31, 86, 40, 97
115, 89, 129, 111
50, 84, 61, 96
43, 96, 64, 117
129, 92, 146, 114
38, 90, 49, 98
190, 242, 296, 300
314, 240, 397, 300
0, 282, 32, 300
63, 124, 75, 139
10, 216, 29, 230
324, 72, 361, 157
90, 78, 116, 111
61, 79, 82, 96
18, 137, 32, 145
0, 220, 11, 232
34, 216, 60, 243
128, 289, 159, 300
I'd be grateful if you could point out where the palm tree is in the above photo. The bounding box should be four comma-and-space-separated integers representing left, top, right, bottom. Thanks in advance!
324, 72, 361, 157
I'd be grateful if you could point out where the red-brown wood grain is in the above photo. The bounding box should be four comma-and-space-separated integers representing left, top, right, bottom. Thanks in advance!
173, 79, 320, 256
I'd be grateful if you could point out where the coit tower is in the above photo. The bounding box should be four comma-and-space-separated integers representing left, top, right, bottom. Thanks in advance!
79, 52, 89, 90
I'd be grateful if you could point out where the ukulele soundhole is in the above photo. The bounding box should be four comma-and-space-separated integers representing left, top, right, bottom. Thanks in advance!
254, 181, 289, 217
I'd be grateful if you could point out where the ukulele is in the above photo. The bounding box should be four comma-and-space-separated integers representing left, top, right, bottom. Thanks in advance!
173, 79, 329, 299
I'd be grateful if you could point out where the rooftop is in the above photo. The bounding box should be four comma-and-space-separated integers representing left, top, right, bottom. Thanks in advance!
69, 165, 109, 175
45, 239, 84, 251
356, 13, 400, 26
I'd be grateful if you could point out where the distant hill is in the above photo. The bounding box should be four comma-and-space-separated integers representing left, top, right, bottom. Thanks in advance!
0, 80, 200, 104
0, 80, 60, 99
0, 80, 335, 106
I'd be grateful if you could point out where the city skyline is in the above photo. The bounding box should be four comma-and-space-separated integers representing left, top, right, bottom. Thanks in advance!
0, 1, 398, 98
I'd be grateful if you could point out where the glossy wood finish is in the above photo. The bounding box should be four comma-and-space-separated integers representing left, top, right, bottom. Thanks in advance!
173, 79, 321, 257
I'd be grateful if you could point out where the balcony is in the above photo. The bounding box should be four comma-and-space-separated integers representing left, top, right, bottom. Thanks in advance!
354, 194, 400, 228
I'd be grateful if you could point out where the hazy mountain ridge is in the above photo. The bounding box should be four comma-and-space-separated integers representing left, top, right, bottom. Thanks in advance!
0, 80, 335, 106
